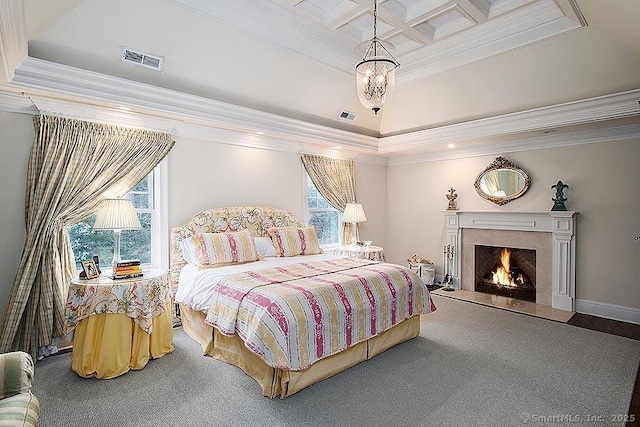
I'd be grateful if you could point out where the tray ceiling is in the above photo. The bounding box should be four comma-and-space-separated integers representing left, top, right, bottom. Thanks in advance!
165, 0, 585, 83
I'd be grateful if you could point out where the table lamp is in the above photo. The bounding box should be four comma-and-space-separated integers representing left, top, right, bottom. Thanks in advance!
343, 202, 367, 246
93, 198, 142, 267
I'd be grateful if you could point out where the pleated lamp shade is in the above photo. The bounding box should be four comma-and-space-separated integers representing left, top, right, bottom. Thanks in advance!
93, 198, 142, 231
343, 203, 367, 223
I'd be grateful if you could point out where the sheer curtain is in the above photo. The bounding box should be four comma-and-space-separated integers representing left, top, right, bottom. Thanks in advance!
301, 154, 358, 245
0, 115, 175, 357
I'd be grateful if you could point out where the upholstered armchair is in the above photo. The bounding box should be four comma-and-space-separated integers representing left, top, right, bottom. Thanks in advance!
0, 351, 40, 426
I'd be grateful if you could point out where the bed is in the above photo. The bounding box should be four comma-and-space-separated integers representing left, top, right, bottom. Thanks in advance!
171, 206, 436, 398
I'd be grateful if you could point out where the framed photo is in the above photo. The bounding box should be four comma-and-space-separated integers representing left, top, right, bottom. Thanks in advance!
81, 259, 100, 279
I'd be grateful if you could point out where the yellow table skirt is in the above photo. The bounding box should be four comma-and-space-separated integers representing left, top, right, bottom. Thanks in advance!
71, 301, 174, 379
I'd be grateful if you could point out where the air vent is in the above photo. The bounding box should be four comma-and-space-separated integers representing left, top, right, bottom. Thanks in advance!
337, 110, 356, 121
121, 47, 164, 71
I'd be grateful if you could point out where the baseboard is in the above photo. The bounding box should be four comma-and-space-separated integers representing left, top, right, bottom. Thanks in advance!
575, 299, 640, 325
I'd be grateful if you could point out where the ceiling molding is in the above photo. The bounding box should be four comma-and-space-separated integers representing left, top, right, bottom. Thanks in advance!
0, 90, 37, 114
0, 85, 386, 165
0, 0, 28, 84
161, 0, 584, 84
397, 0, 582, 84
9, 57, 379, 154
174, 122, 388, 165
162, 0, 356, 74
386, 124, 640, 165
29, 96, 180, 132
379, 88, 640, 153
1, 57, 638, 167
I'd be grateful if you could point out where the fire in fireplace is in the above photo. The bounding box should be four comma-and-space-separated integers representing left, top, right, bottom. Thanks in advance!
475, 245, 536, 302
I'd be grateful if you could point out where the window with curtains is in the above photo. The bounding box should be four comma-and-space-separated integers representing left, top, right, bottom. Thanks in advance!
306, 173, 342, 245
67, 163, 165, 269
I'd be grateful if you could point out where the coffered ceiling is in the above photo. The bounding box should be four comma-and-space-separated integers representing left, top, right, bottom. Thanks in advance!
165, 0, 585, 83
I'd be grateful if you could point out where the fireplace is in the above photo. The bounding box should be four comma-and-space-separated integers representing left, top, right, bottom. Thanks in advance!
442, 210, 577, 311
474, 245, 536, 302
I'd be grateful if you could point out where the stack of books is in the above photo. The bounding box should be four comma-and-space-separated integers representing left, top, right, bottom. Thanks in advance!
113, 259, 143, 279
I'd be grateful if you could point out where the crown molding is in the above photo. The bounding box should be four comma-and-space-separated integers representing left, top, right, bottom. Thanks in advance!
0, 85, 386, 165
9, 58, 379, 154
29, 96, 180, 132
397, 0, 582, 84
379, 88, 640, 153
2, 57, 638, 167
0, 0, 28, 84
0, 90, 37, 114
387, 124, 640, 166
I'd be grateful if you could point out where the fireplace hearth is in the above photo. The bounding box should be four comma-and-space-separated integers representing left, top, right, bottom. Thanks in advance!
475, 245, 536, 302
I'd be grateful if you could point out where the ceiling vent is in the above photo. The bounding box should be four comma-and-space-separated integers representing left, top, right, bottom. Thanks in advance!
337, 110, 356, 121
121, 47, 164, 71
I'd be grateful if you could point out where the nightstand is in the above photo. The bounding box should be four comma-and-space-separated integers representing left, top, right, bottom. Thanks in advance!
65, 268, 174, 379
334, 245, 386, 262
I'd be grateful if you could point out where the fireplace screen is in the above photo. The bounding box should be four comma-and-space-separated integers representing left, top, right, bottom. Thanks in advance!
474, 245, 536, 302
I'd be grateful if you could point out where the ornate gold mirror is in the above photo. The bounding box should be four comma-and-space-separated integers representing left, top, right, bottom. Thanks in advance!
474, 157, 531, 205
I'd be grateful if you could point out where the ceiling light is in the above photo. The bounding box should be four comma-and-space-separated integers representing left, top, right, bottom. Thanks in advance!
355, 0, 399, 115
448, 143, 456, 148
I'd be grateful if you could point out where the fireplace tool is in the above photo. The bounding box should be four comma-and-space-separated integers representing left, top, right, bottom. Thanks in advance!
442, 244, 455, 292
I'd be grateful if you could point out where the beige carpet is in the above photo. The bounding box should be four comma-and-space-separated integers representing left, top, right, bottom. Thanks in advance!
32, 295, 640, 426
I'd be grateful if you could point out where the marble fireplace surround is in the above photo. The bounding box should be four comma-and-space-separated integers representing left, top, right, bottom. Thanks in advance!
443, 211, 577, 312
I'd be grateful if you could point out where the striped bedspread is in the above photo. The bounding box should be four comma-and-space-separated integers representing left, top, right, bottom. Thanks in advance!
204, 258, 436, 370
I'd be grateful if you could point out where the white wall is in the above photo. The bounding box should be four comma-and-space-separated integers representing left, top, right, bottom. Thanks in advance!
1, 111, 636, 321
386, 140, 640, 310
0, 112, 33, 320
355, 160, 388, 250
167, 138, 388, 249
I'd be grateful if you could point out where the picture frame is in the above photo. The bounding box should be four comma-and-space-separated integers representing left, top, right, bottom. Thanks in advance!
81, 259, 100, 279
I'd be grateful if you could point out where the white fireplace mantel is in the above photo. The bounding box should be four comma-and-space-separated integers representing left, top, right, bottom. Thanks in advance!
442, 210, 577, 312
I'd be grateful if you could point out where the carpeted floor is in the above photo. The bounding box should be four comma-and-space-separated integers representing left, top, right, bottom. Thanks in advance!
33, 296, 640, 426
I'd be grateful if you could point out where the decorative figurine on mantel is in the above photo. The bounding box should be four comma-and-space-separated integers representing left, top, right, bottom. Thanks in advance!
446, 187, 458, 210
551, 180, 569, 211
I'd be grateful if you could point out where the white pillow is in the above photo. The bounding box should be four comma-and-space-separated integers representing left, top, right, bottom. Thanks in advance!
254, 236, 277, 258
182, 239, 199, 265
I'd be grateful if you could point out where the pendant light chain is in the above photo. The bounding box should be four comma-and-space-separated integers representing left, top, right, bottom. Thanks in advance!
373, 0, 378, 56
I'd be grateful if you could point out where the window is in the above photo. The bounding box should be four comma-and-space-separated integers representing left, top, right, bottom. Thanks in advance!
306, 174, 342, 246
68, 161, 167, 270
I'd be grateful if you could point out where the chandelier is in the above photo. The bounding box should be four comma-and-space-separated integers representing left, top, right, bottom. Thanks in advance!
355, 0, 400, 114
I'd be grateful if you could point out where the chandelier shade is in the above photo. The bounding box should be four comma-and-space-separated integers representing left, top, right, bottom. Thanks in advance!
355, 1, 399, 114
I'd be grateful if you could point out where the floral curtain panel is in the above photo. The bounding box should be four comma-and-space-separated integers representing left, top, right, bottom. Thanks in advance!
301, 154, 358, 245
0, 115, 174, 358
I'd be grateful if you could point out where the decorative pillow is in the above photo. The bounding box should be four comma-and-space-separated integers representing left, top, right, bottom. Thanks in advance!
183, 230, 259, 266
267, 226, 323, 257
0, 351, 34, 399
254, 236, 277, 258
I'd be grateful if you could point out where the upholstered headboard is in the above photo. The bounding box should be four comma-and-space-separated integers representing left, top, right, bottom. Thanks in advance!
170, 206, 304, 292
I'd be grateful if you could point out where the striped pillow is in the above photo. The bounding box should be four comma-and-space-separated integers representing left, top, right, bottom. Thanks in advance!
184, 230, 260, 267
267, 226, 323, 257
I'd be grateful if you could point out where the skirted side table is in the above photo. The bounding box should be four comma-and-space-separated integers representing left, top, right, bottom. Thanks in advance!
334, 245, 386, 262
65, 268, 174, 379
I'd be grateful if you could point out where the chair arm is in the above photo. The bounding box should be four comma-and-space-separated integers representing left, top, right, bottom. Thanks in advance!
0, 352, 35, 399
